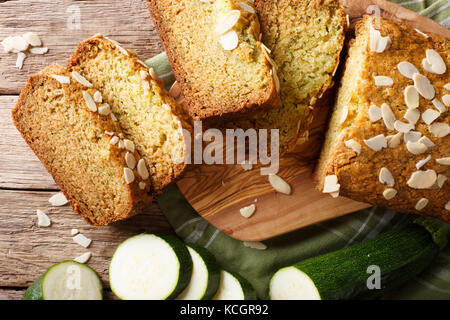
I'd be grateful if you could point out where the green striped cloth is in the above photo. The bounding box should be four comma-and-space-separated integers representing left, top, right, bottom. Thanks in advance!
149, 0, 450, 300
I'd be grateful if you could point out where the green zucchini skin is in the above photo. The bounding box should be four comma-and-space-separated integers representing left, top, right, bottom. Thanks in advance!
287, 224, 441, 300
227, 270, 257, 300
187, 244, 221, 300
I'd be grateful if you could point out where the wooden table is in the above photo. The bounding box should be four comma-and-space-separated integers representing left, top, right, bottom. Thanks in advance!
0, 0, 173, 300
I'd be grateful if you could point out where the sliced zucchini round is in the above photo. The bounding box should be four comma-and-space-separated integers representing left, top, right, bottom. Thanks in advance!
176, 245, 220, 300
109, 233, 192, 300
23, 261, 103, 300
270, 266, 321, 300
212, 270, 256, 300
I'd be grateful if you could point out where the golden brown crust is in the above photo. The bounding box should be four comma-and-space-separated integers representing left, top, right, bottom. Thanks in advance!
12, 65, 153, 226
147, 0, 280, 124
316, 16, 449, 222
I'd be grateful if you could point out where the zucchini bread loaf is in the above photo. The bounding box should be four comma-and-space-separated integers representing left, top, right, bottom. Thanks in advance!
68, 35, 191, 193
12, 65, 153, 226
229, 0, 346, 154
317, 16, 449, 222
147, 0, 279, 124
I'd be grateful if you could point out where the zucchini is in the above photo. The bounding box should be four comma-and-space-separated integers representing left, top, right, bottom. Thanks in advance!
109, 233, 193, 300
213, 270, 257, 300
270, 217, 449, 300
176, 245, 221, 300
23, 261, 103, 300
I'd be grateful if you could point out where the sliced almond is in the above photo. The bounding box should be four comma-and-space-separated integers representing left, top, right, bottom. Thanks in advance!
404, 85, 419, 109
123, 168, 135, 184
71, 229, 79, 236
413, 73, 435, 100
387, 132, 403, 148
429, 122, 449, 138
383, 188, 397, 200
339, 105, 349, 124
118, 140, 125, 149
243, 241, 267, 250
432, 98, 446, 113
125, 152, 136, 169
72, 71, 93, 87
415, 28, 428, 38
364, 134, 387, 151
368, 105, 382, 122
36, 209, 51, 227
381, 103, 396, 130
240, 204, 256, 218
219, 30, 239, 51
10, 36, 29, 52
374, 76, 393, 87
369, 26, 391, 53
415, 198, 429, 211
16, 52, 26, 70
98, 103, 111, 116
403, 109, 420, 124
437, 174, 447, 188
422, 58, 434, 73
73, 234, 92, 248
107, 38, 129, 56
139, 182, 146, 190
344, 139, 361, 155
268, 174, 291, 195
238, 2, 255, 13
93, 91, 103, 103
137, 159, 150, 180
82, 91, 97, 112
416, 155, 432, 169
436, 157, 450, 166
418, 135, 435, 148
169, 81, 181, 99
216, 10, 241, 34
49, 192, 68, 206
123, 139, 135, 153
394, 120, 414, 133
51, 74, 71, 84
422, 109, 440, 125
74, 252, 92, 264
323, 175, 340, 194
271, 66, 280, 93
241, 160, 253, 171
407, 170, 437, 189
442, 95, 450, 107
426, 49, 446, 74
110, 136, 119, 146
406, 141, 427, 155
379, 167, 395, 187
30, 47, 48, 55
404, 131, 422, 143
397, 62, 419, 79
1, 37, 14, 52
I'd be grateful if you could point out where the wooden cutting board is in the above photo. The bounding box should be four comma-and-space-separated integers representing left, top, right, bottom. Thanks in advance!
177, 0, 450, 242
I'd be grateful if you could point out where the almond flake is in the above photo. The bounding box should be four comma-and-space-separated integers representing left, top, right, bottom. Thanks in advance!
219, 30, 239, 51
118, 140, 125, 149
137, 159, 149, 180
426, 49, 446, 74
379, 167, 395, 187
397, 62, 418, 79
369, 26, 391, 53
268, 174, 291, 195
51, 74, 70, 84
416, 155, 432, 169
216, 10, 241, 34
344, 139, 361, 155
72, 71, 93, 87
240, 204, 256, 218
241, 160, 253, 171
442, 95, 450, 107
418, 136, 435, 148
262, 45, 276, 68
422, 109, 440, 125
110, 136, 119, 145
437, 175, 447, 188
271, 66, 280, 93
407, 170, 437, 189
404, 131, 421, 143
415, 198, 429, 211
383, 188, 397, 200
238, 2, 255, 13
125, 152, 136, 169
1, 37, 14, 53
73, 234, 92, 248
436, 157, 450, 165
415, 28, 428, 38
374, 76, 393, 87
404, 85, 419, 109
30, 47, 48, 54
394, 120, 414, 133
71, 229, 79, 236
23, 32, 42, 46
330, 191, 340, 198
82, 91, 97, 112
139, 182, 146, 190
10, 36, 29, 52
404, 109, 420, 125
123, 139, 135, 153
169, 81, 181, 99
406, 141, 427, 155
36, 210, 51, 227
16, 52, 26, 69
381, 103, 396, 130
364, 134, 387, 151
98, 103, 111, 116
49, 192, 68, 206
422, 58, 434, 73
429, 123, 449, 138
339, 105, 349, 124
243, 241, 267, 250
323, 175, 340, 194
123, 168, 135, 184
108, 38, 129, 56
432, 98, 446, 113
413, 73, 435, 100
387, 132, 403, 148
74, 252, 92, 264
368, 105, 382, 122
93, 91, 102, 103
446, 201, 450, 211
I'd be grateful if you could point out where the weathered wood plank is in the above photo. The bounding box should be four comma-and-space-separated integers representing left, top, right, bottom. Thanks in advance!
0, 189, 173, 287
0, 0, 162, 95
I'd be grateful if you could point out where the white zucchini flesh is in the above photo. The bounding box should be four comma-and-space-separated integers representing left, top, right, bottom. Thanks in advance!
176, 247, 209, 300
109, 234, 186, 300
269, 266, 321, 300
213, 270, 245, 300
42, 261, 102, 300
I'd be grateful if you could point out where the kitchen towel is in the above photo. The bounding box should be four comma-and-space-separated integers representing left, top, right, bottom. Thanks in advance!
149, 0, 450, 300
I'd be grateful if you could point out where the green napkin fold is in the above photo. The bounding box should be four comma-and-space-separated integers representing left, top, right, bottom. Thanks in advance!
148, 0, 450, 300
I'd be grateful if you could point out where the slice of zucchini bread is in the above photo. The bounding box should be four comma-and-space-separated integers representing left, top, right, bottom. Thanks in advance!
229, 0, 346, 154
12, 65, 153, 226
68, 35, 191, 193
147, 0, 280, 123
316, 16, 449, 222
